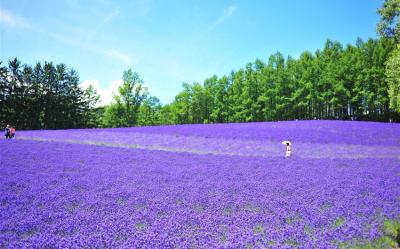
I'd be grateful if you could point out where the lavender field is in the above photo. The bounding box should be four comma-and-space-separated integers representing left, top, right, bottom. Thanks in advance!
1, 120, 400, 248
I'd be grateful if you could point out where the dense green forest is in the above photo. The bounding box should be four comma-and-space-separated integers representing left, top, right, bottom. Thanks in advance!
163, 38, 397, 124
1, 0, 399, 129
0, 59, 101, 129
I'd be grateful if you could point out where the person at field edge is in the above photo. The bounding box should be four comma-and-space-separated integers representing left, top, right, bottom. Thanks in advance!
4, 124, 11, 139
10, 127, 16, 139
285, 142, 292, 157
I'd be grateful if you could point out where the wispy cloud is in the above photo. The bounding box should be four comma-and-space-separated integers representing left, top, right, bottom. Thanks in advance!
48, 31, 136, 64
205, 4, 237, 34
85, 8, 120, 42
220, 5, 237, 24
0, 7, 134, 65
124, 0, 153, 19
103, 49, 134, 64
192, 4, 237, 40
0, 8, 32, 29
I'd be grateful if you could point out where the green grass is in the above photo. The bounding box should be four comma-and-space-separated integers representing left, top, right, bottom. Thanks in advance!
333, 217, 345, 228
338, 219, 400, 249
253, 223, 265, 235
135, 222, 147, 231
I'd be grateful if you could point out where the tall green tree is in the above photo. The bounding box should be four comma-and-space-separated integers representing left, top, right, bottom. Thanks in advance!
377, 0, 400, 116
377, 0, 400, 42
137, 95, 162, 126
173, 83, 192, 124
102, 96, 127, 128
159, 104, 177, 125
82, 85, 101, 127
0, 58, 99, 129
387, 44, 400, 112
164, 37, 396, 123
119, 69, 147, 126
102, 69, 147, 127
0, 62, 10, 126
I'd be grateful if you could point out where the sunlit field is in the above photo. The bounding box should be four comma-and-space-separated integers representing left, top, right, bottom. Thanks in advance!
1, 121, 399, 248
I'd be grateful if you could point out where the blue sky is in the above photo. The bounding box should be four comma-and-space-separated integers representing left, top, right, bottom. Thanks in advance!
0, 0, 382, 105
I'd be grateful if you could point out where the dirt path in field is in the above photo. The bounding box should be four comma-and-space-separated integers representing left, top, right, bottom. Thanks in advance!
16, 135, 400, 160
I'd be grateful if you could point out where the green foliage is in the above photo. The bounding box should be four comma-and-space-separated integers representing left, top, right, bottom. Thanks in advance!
332, 217, 345, 228
0, 58, 100, 129
137, 95, 162, 126
159, 104, 177, 125
3, 35, 398, 130
102, 97, 126, 128
377, 0, 400, 115
253, 223, 265, 235
101, 69, 147, 128
384, 219, 400, 243
164, 38, 397, 124
82, 85, 102, 127
5, 5, 400, 129
135, 222, 147, 231
387, 44, 400, 113
338, 219, 400, 249
119, 69, 147, 126
377, 0, 400, 42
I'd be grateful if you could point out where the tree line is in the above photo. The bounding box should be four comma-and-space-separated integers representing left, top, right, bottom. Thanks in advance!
161, 38, 398, 124
0, 58, 100, 129
0, 37, 398, 130
378, 0, 400, 114
102, 0, 400, 126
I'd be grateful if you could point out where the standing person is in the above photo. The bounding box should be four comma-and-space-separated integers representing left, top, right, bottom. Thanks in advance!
4, 124, 11, 139
282, 141, 292, 157
10, 127, 15, 139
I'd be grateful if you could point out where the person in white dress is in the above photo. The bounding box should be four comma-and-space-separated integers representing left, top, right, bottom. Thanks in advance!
282, 141, 292, 157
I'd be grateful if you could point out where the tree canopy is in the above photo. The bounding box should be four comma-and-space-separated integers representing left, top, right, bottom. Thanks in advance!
0, 59, 101, 129
377, 0, 400, 115
162, 38, 398, 124
2, 36, 398, 131
102, 69, 148, 127
377, 0, 400, 42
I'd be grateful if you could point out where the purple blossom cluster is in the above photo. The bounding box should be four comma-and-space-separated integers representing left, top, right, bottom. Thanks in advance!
1, 121, 399, 248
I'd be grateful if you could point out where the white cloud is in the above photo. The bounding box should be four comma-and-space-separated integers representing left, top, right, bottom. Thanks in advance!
80, 79, 123, 106
0, 8, 31, 29
80, 78, 150, 106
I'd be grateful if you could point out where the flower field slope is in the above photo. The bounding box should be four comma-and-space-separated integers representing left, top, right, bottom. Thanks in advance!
1, 121, 400, 248
17, 121, 400, 160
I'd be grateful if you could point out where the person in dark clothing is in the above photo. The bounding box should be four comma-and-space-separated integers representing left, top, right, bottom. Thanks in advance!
4, 124, 11, 139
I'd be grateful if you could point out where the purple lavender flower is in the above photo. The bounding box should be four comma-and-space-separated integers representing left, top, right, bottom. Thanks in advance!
1, 121, 399, 248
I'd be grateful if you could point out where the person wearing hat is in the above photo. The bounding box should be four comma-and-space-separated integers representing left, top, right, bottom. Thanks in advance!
282, 141, 292, 157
